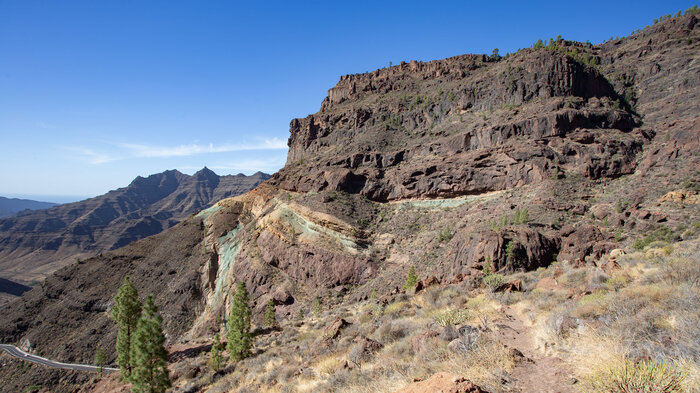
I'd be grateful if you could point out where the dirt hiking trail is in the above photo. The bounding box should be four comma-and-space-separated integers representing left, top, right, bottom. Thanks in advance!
495, 306, 577, 393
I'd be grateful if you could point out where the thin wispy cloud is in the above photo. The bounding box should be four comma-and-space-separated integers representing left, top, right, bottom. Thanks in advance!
63, 146, 118, 164
64, 138, 288, 164
35, 122, 56, 129
116, 138, 287, 158
209, 157, 286, 173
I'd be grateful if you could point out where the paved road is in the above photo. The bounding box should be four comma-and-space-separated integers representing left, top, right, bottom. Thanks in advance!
0, 344, 119, 373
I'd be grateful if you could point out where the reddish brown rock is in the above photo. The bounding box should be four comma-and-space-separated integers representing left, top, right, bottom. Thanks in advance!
414, 276, 440, 294
601, 261, 621, 275
273, 48, 645, 203
353, 336, 384, 359
558, 224, 615, 264
324, 318, 350, 340
393, 372, 488, 393
450, 273, 465, 284
659, 190, 700, 204
536, 277, 565, 292
449, 227, 559, 273
271, 288, 294, 305
494, 279, 522, 293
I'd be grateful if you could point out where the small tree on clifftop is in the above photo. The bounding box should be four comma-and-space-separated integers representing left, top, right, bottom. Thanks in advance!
227, 282, 252, 361
111, 276, 142, 381
130, 294, 171, 393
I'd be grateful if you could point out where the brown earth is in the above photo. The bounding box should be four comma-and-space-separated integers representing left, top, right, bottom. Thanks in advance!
393, 372, 488, 393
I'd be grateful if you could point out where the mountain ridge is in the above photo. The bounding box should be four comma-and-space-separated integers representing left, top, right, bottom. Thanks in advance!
0, 196, 58, 218
0, 168, 270, 287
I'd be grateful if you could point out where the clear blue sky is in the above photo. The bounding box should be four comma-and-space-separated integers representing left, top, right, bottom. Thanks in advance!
0, 0, 694, 202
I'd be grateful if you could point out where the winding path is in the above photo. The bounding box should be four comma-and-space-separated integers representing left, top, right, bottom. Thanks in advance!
0, 344, 118, 373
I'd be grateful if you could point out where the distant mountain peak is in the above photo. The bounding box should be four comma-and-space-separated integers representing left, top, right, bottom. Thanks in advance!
194, 167, 220, 181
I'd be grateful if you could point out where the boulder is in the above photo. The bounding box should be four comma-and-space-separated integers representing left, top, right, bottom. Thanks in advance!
450, 227, 559, 273
353, 336, 383, 359
535, 277, 564, 292
457, 325, 481, 348
659, 190, 700, 205
415, 276, 440, 294
447, 338, 466, 353
601, 261, 621, 275
323, 318, 350, 340
271, 288, 294, 305
609, 249, 626, 259
392, 372, 488, 393
494, 279, 522, 293
559, 224, 615, 265
439, 325, 460, 342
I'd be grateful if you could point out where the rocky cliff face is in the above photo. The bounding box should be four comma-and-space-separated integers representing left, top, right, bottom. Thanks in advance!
275, 48, 645, 201
0, 14, 698, 393
0, 168, 269, 286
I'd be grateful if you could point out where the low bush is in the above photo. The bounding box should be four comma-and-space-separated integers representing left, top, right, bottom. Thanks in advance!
483, 274, 505, 291
431, 309, 469, 327
586, 359, 686, 393
384, 301, 409, 318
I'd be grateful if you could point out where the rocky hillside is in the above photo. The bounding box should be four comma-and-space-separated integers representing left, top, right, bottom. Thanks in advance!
0, 168, 269, 286
0, 12, 698, 393
0, 196, 58, 218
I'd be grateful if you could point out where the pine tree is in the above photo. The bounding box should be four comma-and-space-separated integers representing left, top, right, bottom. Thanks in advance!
403, 266, 418, 291
313, 296, 322, 317
94, 346, 107, 377
264, 299, 276, 327
208, 333, 224, 372
130, 294, 171, 393
111, 276, 142, 380
226, 282, 252, 362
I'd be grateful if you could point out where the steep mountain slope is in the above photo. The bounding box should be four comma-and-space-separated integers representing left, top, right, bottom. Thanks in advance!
0, 168, 269, 285
0, 196, 58, 218
0, 13, 698, 393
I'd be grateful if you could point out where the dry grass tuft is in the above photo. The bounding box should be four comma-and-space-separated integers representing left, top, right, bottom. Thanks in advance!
585, 358, 687, 393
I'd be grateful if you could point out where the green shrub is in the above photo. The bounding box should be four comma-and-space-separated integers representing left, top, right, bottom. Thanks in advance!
483, 257, 492, 275
384, 301, 408, 317
313, 297, 322, 317
483, 274, 505, 291
586, 359, 686, 393
264, 299, 276, 327
404, 266, 418, 291
632, 226, 674, 250
437, 226, 453, 242
432, 309, 469, 327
